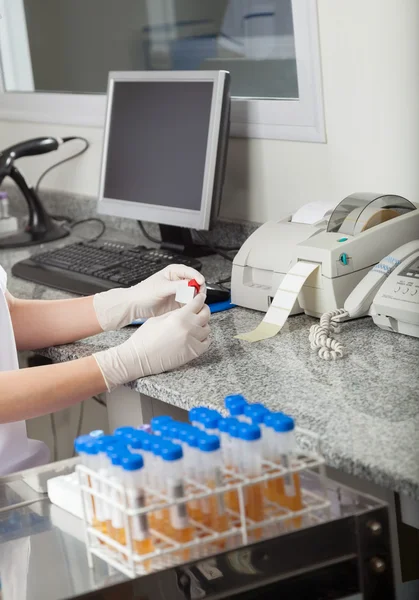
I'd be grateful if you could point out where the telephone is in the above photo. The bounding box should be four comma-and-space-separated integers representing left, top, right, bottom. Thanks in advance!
309, 240, 419, 360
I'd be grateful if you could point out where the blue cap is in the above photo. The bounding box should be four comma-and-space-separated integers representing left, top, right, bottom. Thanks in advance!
176, 423, 193, 438
106, 449, 124, 466
159, 422, 174, 438
228, 420, 241, 439
218, 417, 238, 433
140, 433, 155, 452
189, 407, 210, 423
244, 404, 270, 424
161, 442, 183, 462
273, 415, 295, 433
101, 440, 127, 459
95, 435, 119, 453
89, 430, 104, 438
83, 440, 100, 455
264, 412, 284, 428
185, 430, 200, 448
238, 423, 261, 441
167, 423, 182, 439
198, 434, 220, 452
127, 431, 146, 450
150, 416, 173, 432
202, 411, 221, 430
74, 435, 93, 453
152, 439, 164, 456
121, 453, 144, 471
226, 396, 247, 417
113, 426, 137, 439
224, 394, 247, 411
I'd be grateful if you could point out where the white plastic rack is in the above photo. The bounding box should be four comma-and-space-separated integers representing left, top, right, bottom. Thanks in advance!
77, 429, 331, 579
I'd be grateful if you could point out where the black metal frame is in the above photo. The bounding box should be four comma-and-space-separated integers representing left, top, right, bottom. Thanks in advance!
76, 505, 395, 600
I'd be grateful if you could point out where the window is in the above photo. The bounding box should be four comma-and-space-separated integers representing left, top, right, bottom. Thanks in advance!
0, 0, 325, 142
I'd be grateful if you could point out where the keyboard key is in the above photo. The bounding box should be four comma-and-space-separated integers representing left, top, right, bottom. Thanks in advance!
25, 241, 202, 296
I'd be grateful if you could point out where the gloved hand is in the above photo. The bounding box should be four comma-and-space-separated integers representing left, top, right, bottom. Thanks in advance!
93, 264, 206, 331
93, 293, 210, 390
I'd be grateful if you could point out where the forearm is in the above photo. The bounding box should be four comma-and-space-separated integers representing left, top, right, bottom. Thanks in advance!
0, 356, 106, 423
9, 295, 103, 350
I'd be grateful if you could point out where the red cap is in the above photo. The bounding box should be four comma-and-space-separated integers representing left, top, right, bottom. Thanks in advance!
188, 279, 200, 294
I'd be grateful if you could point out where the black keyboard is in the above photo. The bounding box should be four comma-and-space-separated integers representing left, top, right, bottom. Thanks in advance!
12, 240, 202, 296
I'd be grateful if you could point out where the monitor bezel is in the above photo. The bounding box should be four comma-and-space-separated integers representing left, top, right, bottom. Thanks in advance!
97, 70, 229, 231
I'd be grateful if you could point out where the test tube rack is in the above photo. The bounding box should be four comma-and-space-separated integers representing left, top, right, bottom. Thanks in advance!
77, 428, 331, 579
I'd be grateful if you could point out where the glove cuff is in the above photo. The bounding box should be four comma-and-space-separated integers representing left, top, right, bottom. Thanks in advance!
93, 288, 138, 331
93, 339, 144, 390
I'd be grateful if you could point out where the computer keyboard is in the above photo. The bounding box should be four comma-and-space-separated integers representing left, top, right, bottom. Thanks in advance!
12, 240, 202, 296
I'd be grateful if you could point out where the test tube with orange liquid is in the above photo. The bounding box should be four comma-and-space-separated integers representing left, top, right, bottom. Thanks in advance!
74, 437, 101, 530
106, 448, 127, 546
272, 415, 303, 527
224, 419, 242, 514
237, 423, 264, 541
217, 417, 238, 472
262, 413, 286, 503
197, 434, 230, 547
96, 435, 128, 539
178, 426, 203, 524
149, 438, 169, 536
82, 440, 112, 539
120, 453, 154, 563
161, 442, 194, 560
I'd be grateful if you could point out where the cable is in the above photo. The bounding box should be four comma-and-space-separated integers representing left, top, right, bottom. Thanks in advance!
193, 230, 235, 262
50, 413, 58, 462
92, 394, 107, 408
35, 136, 90, 195
75, 401, 85, 441
71, 402, 85, 458
70, 218, 106, 242
215, 275, 231, 286
138, 221, 161, 245
35, 136, 90, 227
309, 309, 348, 361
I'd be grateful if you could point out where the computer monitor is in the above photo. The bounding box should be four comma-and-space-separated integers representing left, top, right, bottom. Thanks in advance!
97, 70, 230, 257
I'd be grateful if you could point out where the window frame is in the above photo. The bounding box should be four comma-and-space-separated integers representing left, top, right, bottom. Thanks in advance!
0, 0, 325, 142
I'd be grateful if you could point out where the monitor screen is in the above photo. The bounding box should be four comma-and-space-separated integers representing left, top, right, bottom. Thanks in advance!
104, 80, 214, 208
98, 71, 230, 231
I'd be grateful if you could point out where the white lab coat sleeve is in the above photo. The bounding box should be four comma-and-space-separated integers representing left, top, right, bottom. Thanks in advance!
0, 264, 30, 473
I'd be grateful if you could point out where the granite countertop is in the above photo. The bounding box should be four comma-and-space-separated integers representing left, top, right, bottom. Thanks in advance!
1, 221, 419, 501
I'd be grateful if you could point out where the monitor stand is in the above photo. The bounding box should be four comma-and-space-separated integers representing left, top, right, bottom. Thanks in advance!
158, 224, 214, 258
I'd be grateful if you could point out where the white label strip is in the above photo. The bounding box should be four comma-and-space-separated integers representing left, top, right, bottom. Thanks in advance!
236, 262, 319, 342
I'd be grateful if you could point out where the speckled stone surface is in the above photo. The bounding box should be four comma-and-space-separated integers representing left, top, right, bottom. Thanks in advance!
1, 207, 418, 501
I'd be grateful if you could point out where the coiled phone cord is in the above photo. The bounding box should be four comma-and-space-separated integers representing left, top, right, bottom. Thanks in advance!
309, 309, 348, 360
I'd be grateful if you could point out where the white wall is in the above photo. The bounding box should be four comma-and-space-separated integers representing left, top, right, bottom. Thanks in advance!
0, 0, 418, 224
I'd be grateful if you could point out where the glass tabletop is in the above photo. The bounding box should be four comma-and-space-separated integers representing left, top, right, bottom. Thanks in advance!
0, 500, 126, 600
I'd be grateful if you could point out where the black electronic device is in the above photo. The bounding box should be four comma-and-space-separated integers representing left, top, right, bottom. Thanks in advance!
12, 240, 202, 296
205, 283, 230, 304
0, 137, 79, 248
